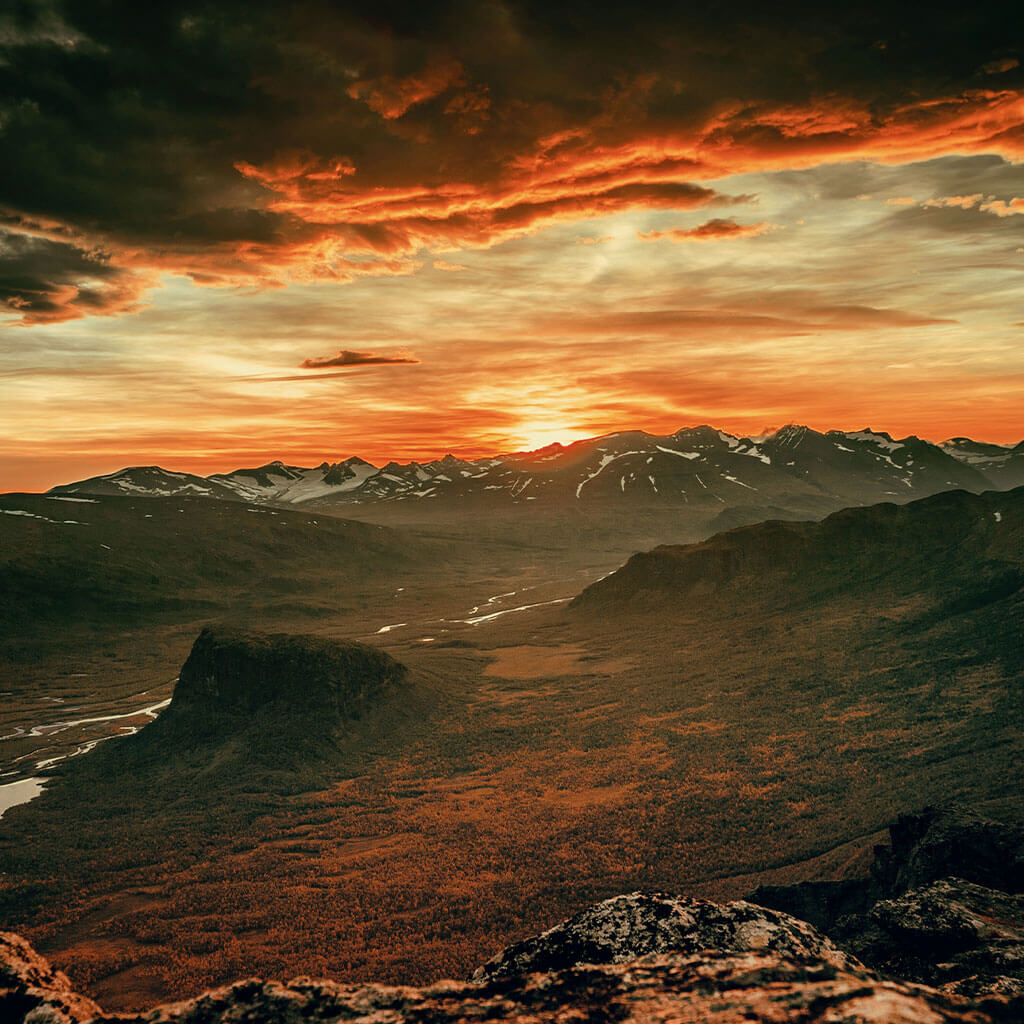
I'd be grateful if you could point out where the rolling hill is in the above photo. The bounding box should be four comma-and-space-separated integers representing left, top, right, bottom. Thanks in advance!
0, 492, 430, 635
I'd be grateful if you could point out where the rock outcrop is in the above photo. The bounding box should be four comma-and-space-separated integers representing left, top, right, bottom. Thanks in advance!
841, 877, 1024, 996
754, 806, 1024, 997
878, 805, 1024, 895
0, 931, 101, 1024
5, 918, 1024, 1024
473, 891, 857, 979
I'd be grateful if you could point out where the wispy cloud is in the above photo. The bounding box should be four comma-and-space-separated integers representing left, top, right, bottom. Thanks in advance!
638, 219, 774, 242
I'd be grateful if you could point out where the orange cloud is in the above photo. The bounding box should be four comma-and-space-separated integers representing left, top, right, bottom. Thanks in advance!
981, 57, 1020, 75
0, 229, 158, 326
638, 219, 774, 242
9, 74, 1024, 324
347, 57, 465, 120
529, 303, 955, 338
922, 194, 984, 208
225, 87, 1024, 276
979, 196, 1024, 216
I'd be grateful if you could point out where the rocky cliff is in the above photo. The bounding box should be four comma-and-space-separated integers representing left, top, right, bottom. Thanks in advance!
5, 893, 1024, 1024
754, 805, 1024, 996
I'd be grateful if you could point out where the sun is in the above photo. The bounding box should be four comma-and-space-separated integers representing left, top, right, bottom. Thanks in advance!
511, 423, 595, 453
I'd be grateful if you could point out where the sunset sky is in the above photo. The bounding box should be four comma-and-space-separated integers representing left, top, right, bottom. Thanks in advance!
2, 1, 1023, 490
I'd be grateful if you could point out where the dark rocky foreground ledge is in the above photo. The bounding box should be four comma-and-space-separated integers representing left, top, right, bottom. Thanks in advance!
754, 805, 1024, 996
5, 892, 1024, 1023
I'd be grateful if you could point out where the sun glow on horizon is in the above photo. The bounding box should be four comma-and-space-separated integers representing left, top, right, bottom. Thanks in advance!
507, 424, 599, 454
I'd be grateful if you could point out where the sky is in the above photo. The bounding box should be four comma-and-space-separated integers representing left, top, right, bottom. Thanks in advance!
2, 1, 1023, 490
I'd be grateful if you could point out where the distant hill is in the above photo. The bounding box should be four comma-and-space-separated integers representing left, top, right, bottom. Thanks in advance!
0, 492, 430, 635
45, 425, 1020, 515
571, 485, 1024, 615
122, 628, 413, 771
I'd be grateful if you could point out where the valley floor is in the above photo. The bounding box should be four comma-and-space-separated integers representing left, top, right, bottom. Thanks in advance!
0, 493, 1021, 1010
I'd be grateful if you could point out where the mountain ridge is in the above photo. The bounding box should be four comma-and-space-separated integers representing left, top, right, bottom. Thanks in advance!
571, 484, 1024, 613
44, 424, 1024, 511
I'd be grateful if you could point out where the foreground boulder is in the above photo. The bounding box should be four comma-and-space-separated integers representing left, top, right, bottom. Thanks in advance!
0, 932, 101, 1024
473, 891, 858, 979
754, 806, 1024, 996
4, 919, 1023, 1024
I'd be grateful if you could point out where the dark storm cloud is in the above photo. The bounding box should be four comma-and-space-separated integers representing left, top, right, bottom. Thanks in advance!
0, 229, 152, 324
300, 349, 419, 369
2, 0, 1023, 320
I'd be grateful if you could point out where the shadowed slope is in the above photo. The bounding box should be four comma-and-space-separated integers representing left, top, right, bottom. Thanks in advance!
572, 486, 1024, 613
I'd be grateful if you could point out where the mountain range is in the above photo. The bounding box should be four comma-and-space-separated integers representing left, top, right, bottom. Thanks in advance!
46, 425, 1024, 513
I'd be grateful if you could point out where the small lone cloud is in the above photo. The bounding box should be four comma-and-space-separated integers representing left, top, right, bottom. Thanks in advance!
433, 259, 468, 271
885, 196, 917, 206
574, 234, 615, 245
980, 57, 1020, 75
638, 218, 775, 242
300, 349, 419, 369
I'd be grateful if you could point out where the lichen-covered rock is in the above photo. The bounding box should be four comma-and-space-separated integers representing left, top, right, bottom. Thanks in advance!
6, 907, 1024, 1024
753, 807, 1024, 999
6, 942, 1024, 1024
839, 877, 1024, 996
473, 891, 860, 980
0, 932, 101, 1024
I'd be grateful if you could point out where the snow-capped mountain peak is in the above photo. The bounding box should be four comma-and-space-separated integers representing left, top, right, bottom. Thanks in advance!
47, 425, 1023, 511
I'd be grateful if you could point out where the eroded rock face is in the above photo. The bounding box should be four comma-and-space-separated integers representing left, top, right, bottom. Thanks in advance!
840, 877, 1024, 996
173, 627, 408, 720
753, 806, 1024, 998
5, 930, 1024, 1024
473, 891, 858, 980
0, 931, 101, 1024
880, 806, 1024, 895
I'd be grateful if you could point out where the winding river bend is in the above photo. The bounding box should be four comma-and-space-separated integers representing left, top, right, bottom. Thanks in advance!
0, 565, 618, 821
0, 693, 172, 820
